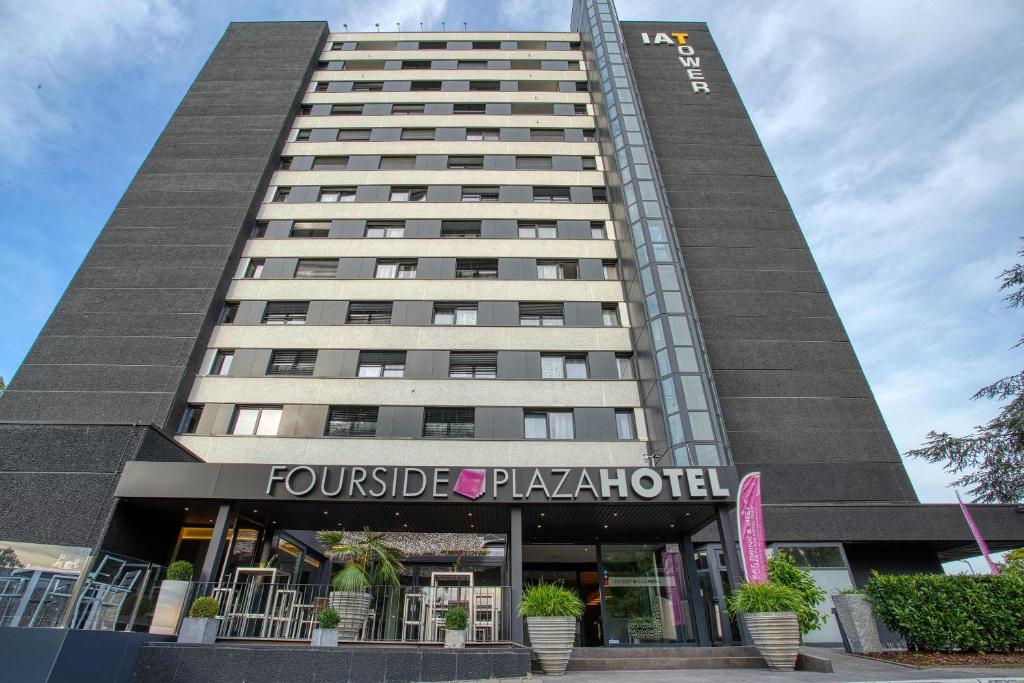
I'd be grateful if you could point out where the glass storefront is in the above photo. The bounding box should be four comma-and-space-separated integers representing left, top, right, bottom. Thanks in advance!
599, 543, 695, 645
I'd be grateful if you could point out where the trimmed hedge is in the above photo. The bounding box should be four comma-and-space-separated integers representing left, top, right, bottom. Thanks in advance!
865, 571, 1024, 652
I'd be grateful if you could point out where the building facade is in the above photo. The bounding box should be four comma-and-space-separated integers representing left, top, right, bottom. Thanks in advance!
0, 0, 1020, 655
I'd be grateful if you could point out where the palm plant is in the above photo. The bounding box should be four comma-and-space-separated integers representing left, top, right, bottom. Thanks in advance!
317, 528, 406, 591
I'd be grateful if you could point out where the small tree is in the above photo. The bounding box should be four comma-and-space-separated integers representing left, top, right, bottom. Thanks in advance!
0, 546, 23, 570
998, 547, 1024, 576
767, 550, 826, 636
317, 528, 405, 591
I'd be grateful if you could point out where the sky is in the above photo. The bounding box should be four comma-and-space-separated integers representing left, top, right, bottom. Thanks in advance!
0, 2, 1021, 523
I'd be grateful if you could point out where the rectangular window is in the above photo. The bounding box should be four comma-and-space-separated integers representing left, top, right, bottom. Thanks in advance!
263, 301, 309, 325
541, 354, 588, 379
466, 128, 499, 141
410, 81, 443, 91
312, 156, 349, 170
319, 187, 356, 203
516, 156, 552, 170
374, 260, 417, 279
518, 221, 557, 239
615, 354, 635, 380
357, 351, 405, 378
331, 104, 363, 116
533, 187, 571, 203
433, 303, 477, 325
291, 221, 331, 238
389, 186, 427, 202
592, 187, 608, 203
519, 302, 564, 326
469, 81, 500, 91
295, 129, 311, 141
401, 60, 431, 69
401, 128, 435, 140
280, 156, 293, 170
220, 302, 239, 324
423, 408, 475, 438
574, 104, 588, 115
244, 259, 265, 279
179, 404, 203, 434
346, 302, 393, 325
440, 220, 481, 238
351, 81, 383, 91
590, 221, 606, 239
582, 128, 596, 141
325, 406, 378, 437
251, 221, 268, 239
314, 82, 329, 92
272, 187, 291, 202
582, 156, 597, 170
230, 406, 283, 436
337, 129, 371, 141
295, 259, 338, 279
457, 61, 487, 70
267, 349, 317, 376
448, 155, 484, 169
379, 156, 416, 169
472, 41, 500, 49
418, 41, 447, 50
453, 103, 486, 114
391, 103, 425, 115
455, 259, 498, 279
537, 260, 579, 280
615, 410, 636, 439
365, 221, 405, 238
530, 129, 565, 142
524, 410, 574, 439
602, 260, 619, 280
602, 304, 620, 327
210, 350, 234, 376
461, 186, 499, 202
449, 352, 498, 379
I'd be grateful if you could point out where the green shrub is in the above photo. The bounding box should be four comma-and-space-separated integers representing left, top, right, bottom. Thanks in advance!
865, 571, 1024, 652
518, 581, 584, 618
444, 605, 468, 631
768, 550, 827, 635
166, 560, 193, 581
728, 581, 805, 619
188, 596, 219, 619
1000, 547, 1024, 576
317, 607, 340, 630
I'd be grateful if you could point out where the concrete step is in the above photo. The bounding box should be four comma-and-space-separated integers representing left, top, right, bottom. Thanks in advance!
571, 645, 760, 659
566, 646, 767, 671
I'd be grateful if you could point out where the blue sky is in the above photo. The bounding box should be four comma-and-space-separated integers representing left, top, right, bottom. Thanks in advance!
1, 0, 1022, 515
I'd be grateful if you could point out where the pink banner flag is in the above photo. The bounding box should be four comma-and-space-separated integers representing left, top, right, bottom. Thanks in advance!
737, 472, 769, 584
955, 491, 1000, 575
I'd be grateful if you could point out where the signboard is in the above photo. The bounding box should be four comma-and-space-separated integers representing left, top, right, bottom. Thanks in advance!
737, 472, 769, 583
639, 31, 709, 93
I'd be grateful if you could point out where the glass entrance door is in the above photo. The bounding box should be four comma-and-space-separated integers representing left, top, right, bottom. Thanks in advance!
599, 543, 696, 645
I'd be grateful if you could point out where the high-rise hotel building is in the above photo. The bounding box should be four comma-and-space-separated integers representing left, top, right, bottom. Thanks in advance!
0, 0, 1019, 655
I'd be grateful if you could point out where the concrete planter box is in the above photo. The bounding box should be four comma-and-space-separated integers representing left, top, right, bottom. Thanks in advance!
328, 591, 371, 641
741, 612, 800, 671
832, 593, 884, 653
444, 629, 467, 649
312, 628, 339, 648
150, 580, 189, 636
526, 616, 576, 676
177, 617, 218, 644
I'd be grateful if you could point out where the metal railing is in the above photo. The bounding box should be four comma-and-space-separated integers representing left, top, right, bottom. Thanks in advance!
182, 581, 511, 643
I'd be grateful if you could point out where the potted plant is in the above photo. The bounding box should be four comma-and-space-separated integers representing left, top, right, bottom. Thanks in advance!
177, 596, 220, 644
151, 560, 193, 635
626, 615, 662, 642
444, 605, 468, 649
728, 582, 803, 671
317, 528, 405, 640
312, 607, 340, 647
832, 588, 884, 653
518, 581, 583, 676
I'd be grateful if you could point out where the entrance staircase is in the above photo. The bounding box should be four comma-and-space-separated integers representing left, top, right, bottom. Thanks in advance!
565, 645, 766, 671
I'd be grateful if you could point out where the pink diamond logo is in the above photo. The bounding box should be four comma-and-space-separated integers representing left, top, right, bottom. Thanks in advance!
453, 468, 486, 500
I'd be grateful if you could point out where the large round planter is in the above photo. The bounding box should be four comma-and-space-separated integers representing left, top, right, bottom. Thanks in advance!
328, 591, 371, 641
742, 612, 800, 671
526, 616, 576, 676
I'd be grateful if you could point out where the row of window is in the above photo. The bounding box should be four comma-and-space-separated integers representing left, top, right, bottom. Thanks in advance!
317, 59, 584, 71
327, 40, 581, 52
284, 154, 597, 171
311, 80, 589, 93
272, 185, 607, 203
209, 349, 636, 380
182, 404, 636, 441
293, 127, 596, 142
251, 220, 608, 240
243, 258, 619, 281
301, 103, 589, 117
220, 301, 621, 327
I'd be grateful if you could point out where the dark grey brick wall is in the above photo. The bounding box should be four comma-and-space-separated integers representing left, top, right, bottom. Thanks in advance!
622, 21, 917, 503
0, 21, 328, 430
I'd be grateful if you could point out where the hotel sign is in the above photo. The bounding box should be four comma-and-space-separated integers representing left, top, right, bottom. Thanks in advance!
639, 31, 709, 94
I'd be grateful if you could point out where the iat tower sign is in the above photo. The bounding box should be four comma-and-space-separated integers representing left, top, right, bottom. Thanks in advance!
640, 31, 710, 93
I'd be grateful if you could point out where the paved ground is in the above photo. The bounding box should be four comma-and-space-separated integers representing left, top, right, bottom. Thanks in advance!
527, 648, 1024, 683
